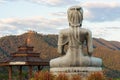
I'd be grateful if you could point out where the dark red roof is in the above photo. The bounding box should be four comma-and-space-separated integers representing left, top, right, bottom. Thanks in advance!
0, 45, 49, 66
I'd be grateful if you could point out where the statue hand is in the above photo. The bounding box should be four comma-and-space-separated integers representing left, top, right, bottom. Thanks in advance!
58, 45, 66, 55
58, 47, 62, 54
58, 49, 65, 55
61, 51, 66, 55
88, 52, 92, 57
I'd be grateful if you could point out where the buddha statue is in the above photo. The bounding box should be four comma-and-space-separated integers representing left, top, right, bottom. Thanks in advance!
50, 6, 102, 68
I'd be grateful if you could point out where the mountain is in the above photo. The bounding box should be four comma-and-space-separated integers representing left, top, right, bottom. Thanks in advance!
0, 31, 120, 78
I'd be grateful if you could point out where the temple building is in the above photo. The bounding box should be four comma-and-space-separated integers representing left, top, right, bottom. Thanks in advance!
0, 33, 49, 80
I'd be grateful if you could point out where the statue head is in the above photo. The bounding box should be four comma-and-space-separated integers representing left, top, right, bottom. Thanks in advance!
67, 6, 83, 27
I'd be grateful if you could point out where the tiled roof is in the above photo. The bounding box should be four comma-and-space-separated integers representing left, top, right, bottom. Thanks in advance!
0, 45, 49, 66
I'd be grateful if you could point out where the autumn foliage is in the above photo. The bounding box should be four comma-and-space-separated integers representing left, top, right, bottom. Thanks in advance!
0, 31, 120, 78
31, 71, 111, 80
31, 71, 54, 80
87, 72, 105, 80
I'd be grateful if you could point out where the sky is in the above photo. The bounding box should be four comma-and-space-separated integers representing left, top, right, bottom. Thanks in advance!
0, 0, 120, 42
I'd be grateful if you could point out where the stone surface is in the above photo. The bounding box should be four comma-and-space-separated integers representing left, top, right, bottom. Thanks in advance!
50, 67, 102, 79
50, 6, 102, 68
50, 67, 102, 73
50, 6, 103, 77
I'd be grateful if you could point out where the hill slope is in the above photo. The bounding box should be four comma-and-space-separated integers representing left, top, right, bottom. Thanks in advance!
0, 31, 120, 78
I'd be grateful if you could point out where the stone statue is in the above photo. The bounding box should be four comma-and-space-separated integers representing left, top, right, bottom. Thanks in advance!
50, 6, 102, 68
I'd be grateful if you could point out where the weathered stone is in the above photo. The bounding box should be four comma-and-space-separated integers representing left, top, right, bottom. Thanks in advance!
50, 6, 103, 78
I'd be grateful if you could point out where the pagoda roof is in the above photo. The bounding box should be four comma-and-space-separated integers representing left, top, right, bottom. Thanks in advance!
0, 56, 49, 66
0, 45, 49, 66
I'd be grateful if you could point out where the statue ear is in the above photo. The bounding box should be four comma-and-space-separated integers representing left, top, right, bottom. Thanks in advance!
80, 24, 82, 27
80, 7, 83, 14
79, 7, 83, 20
69, 23, 71, 26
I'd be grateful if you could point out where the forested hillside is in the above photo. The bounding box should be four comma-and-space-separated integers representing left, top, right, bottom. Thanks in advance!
0, 31, 120, 78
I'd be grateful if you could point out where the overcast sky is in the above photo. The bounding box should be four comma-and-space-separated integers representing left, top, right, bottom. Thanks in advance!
0, 0, 120, 42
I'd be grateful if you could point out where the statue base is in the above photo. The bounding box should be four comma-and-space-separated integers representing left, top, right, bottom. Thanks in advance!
50, 67, 102, 79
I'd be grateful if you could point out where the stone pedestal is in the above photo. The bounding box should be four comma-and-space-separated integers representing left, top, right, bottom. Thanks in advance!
50, 67, 102, 79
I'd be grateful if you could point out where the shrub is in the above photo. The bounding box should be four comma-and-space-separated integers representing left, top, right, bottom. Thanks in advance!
32, 71, 54, 80
31, 71, 109, 80
55, 73, 69, 80
71, 75, 82, 80
87, 72, 106, 80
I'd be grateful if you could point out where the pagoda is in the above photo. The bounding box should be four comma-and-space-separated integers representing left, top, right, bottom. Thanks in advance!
0, 31, 49, 80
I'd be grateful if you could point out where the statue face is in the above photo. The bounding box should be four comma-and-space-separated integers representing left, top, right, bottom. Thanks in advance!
67, 6, 83, 27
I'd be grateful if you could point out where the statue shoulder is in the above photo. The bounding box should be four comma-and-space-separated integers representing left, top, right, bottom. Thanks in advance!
59, 28, 69, 36
80, 28, 92, 34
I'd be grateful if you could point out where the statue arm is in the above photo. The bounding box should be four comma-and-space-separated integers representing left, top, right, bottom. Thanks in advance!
86, 30, 93, 56
58, 30, 68, 55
